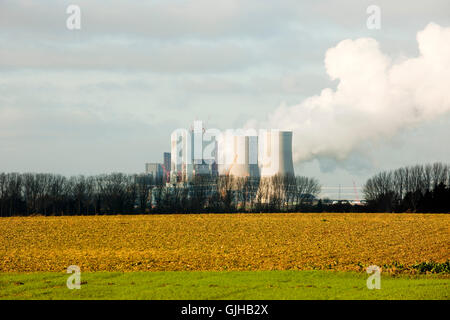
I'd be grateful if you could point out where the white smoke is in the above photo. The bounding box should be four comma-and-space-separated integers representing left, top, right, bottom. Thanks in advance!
252, 23, 450, 163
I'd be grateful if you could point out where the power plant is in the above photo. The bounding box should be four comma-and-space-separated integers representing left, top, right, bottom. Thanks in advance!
148, 121, 295, 183
140, 121, 330, 209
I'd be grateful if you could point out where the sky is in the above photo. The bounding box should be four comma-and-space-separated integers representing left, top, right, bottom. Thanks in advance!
1, 0, 449, 199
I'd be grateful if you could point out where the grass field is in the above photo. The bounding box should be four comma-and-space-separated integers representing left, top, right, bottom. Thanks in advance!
1, 271, 448, 300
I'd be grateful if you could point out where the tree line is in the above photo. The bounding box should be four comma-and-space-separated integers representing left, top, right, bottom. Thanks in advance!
363, 162, 450, 212
0, 172, 320, 216
2, 162, 448, 216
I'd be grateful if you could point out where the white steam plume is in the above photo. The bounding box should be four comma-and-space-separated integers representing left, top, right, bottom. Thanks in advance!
251, 23, 450, 163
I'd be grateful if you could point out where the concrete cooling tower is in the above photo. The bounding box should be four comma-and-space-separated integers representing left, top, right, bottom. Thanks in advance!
258, 130, 295, 177
218, 133, 251, 177
169, 124, 294, 182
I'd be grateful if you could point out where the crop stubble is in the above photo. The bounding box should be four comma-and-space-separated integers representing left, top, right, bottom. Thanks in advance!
0, 213, 448, 272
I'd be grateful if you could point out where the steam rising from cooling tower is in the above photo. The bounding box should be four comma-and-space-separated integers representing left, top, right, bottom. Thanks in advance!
249, 23, 450, 165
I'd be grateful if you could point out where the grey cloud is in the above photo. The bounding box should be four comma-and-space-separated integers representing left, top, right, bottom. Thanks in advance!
0, 40, 261, 72
1, 0, 449, 184
0, 0, 297, 39
3, 0, 449, 72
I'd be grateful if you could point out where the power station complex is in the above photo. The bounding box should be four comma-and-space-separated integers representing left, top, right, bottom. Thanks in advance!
145, 122, 295, 184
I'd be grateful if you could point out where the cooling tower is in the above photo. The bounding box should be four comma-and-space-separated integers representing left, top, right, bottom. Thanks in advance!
218, 133, 251, 177
258, 130, 295, 177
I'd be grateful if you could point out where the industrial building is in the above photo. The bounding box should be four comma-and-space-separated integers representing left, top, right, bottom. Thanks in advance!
144, 122, 295, 186
163, 152, 171, 182
143, 123, 297, 209
145, 163, 163, 181
167, 122, 295, 182
170, 123, 219, 183
145, 152, 172, 184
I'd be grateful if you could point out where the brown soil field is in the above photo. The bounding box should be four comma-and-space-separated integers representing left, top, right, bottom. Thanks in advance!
0, 213, 448, 272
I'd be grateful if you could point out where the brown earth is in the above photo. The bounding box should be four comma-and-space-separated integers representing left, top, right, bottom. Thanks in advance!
0, 213, 448, 272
